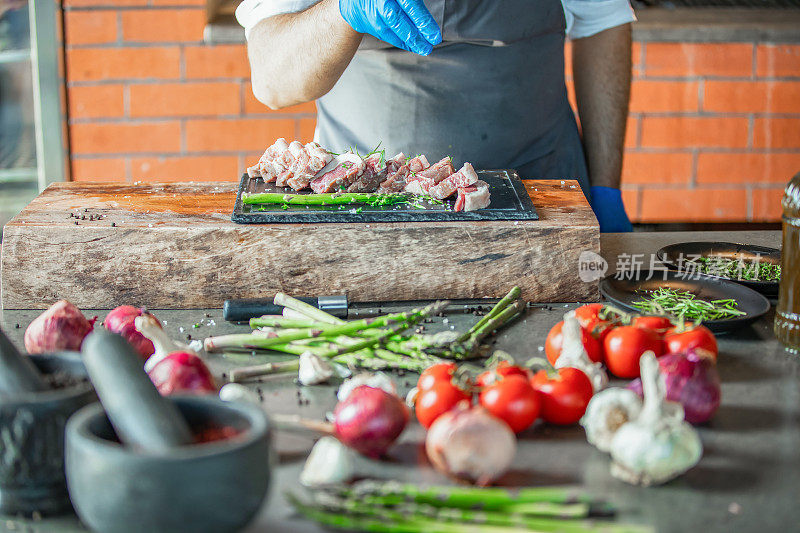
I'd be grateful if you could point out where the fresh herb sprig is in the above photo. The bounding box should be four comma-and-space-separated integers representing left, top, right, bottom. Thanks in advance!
631, 287, 746, 322
687, 256, 781, 282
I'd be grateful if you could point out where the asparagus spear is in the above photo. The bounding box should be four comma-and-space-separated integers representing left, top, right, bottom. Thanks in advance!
274, 292, 346, 324
250, 316, 328, 329
457, 286, 522, 343
242, 191, 413, 207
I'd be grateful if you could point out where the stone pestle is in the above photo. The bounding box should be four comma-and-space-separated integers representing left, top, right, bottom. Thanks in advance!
0, 327, 48, 393
81, 330, 194, 452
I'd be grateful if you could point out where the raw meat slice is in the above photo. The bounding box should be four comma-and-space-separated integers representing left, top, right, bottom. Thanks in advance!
386, 152, 405, 174
454, 180, 490, 212
310, 153, 365, 193
275, 168, 293, 187
247, 138, 289, 181
414, 157, 454, 184
403, 176, 436, 195
347, 153, 387, 193
428, 162, 478, 200
305, 142, 332, 169
378, 154, 429, 193
408, 155, 430, 173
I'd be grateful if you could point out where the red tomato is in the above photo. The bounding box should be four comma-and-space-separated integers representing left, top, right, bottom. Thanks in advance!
632, 315, 674, 333
603, 326, 664, 378
530, 368, 594, 425
415, 381, 472, 429
476, 361, 531, 388
664, 325, 718, 359
545, 321, 603, 365
574, 303, 604, 329
418, 362, 458, 392
478, 375, 541, 433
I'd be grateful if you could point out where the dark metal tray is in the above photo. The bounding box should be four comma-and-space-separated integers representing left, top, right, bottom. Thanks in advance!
231, 169, 538, 224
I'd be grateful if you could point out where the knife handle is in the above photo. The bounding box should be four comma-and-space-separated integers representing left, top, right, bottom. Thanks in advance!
223, 295, 348, 322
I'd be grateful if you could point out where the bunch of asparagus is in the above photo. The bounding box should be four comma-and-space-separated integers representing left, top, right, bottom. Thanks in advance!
203, 287, 525, 377
288, 481, 651, 533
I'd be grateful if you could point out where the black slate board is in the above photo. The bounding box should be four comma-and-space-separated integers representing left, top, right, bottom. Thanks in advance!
231, 169, 538, 224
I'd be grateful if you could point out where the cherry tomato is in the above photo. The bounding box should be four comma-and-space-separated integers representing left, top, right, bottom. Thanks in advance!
479, 375, 541, 433
603, 326, 664, 378
530, 368, 594, 425
476, 361, 531, 388
664, 325, 718, 359
415, 381, 472, 429
632, 315, 674, 334
574, 303, 604, 329
418, 362, 458, 392
545, 321, 603, 365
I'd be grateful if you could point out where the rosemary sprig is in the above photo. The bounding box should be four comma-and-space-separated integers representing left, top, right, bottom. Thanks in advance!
687, 256, 781, 282
631, 287, 746, 322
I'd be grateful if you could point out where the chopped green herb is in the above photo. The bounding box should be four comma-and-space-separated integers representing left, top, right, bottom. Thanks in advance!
687, 256, 780, 282
631, 287, 746, 322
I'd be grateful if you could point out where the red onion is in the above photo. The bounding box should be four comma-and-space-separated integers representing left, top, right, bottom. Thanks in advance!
147, 351, 217, 396
104, 305, 160, 360
24, 300, 96, 353
628, 348, 721, 424
426, 403, 516, 486
333, 385, 408, 458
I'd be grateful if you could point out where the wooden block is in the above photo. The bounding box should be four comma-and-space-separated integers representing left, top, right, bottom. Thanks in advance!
1, 180, 599, 309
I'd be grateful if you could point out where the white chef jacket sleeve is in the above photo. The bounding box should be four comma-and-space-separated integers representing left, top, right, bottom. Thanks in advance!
562, 0, 636, 40
235, 0, 317, 39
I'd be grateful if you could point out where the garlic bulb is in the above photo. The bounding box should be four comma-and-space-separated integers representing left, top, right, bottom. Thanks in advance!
555, 313, 608, 392
337, 372, 396, 402
609, 351, 702, 486
580, 388, 642, 452
298, 351, 335, 385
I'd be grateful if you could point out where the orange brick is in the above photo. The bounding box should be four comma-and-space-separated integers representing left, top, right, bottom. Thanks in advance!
620, 187, 640, 221
71, 158, 127, 182
753, 118, 800, 149
752, 188, 784, 221
624, 116, 638, 149
121, 9, 205, 43
639, 188, 748, 222
632, 42, 642, 71
184, 45, 250, 79
640, 117, 748, 149
64, 0, 147, 7
151, 0, 204, 4
298, 118, 316, 143
130, 156, 239, 181
67, 47, 180, 81
757, 45, 800, 78
630, 80, 699, 113
697, 153, 800, 184
68, 85, 125, 119
185, 118, 295, 151
621, 152, 693, 185
129, 82, 240, 118
70, 121, 181, 154
64, 10, 117, 46
242, 82, 317, 114
644, 43, 753, 78
704, 81, 800, 113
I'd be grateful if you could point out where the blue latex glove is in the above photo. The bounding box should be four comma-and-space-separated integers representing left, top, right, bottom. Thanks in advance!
590, 186, 633, 233
339, 0, 442, 56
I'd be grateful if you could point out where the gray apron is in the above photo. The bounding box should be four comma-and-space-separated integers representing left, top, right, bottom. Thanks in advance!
315, 0, 590, 196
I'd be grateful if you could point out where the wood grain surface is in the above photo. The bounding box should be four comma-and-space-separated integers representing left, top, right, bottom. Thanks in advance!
1, 180, 599, 309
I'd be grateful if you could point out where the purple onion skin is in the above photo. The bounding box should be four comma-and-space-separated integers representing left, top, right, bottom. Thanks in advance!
334, 385, 409, 458
148, 352, 217, 396
24, 300, 96, 353
628, 349, 721, 424
104, 305, 159, 360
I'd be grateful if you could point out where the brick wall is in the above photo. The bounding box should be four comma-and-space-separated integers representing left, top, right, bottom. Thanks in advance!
63, 1, 799, 222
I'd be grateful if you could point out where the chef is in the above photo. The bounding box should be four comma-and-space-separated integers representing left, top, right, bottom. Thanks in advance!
236, 0, 636, 232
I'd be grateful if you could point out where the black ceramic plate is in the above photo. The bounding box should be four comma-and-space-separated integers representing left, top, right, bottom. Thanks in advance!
656, 241, 781, 297
231, 169, 539, 224
599, 271, 771, 334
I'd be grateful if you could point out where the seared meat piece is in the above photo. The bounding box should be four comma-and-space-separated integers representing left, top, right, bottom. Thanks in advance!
286, 142, 333, 190
347, 153, 387, 193
428, 162, 478, 200
454, 180, 490, 212
414, 157, 454, 183
247, 138, 289, 181
310, 153, 365, 193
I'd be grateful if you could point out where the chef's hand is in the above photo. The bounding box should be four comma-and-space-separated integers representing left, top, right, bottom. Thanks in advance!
590, 186, 633, 233
339, 0, 442, 56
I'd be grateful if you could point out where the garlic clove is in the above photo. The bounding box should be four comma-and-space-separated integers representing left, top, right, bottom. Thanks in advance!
580, 388, 642, 453
298, 351, 335, 386
219, 383, 260, 404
